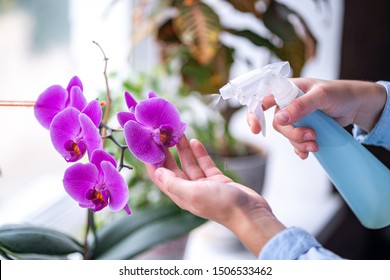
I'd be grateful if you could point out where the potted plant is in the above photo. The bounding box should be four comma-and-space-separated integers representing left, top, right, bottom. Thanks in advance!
129, 0, 317, 193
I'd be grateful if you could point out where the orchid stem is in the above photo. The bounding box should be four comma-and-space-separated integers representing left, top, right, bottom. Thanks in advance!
83, 210, 97, 259
93, 41, 111, 142
100, 123, 133, 171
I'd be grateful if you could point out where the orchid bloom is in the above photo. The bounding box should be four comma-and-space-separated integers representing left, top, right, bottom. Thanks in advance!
63, 149, 131, 214
34, 76, 91, 129
50, 107, 102, 162
117, 92, 186, 167
34, 76, 103, 162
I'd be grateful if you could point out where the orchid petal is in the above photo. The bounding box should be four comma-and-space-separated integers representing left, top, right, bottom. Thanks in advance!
148, 91, 157, 98
50, 108, 84, 161
117, 111, 136, 128
68, 86, 87, 112
124, 120, 165, 165
81, 100, 102, 128
63, 163, 98, 206
101, 161, 129, 212
67, 76, 83, 93
169, 121, 187, 146
135, 97, 181, 129
79, 113, 102, 159
34, 85, 68, 129
123, 204, 132, 215
124, 91, 137, 109
90, 149, 117, 177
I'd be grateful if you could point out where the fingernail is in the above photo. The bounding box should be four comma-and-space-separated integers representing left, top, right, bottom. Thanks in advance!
303, 132, 314, 141
275, 111, 289, 124
305, 145, 314, 152
155, 168, 166, 184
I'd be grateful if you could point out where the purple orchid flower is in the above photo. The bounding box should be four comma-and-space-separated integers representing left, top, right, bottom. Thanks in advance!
63, 149, 131, 214
34, 76, 101, 129
50, 106, 102, 162
117, 92, 186, 167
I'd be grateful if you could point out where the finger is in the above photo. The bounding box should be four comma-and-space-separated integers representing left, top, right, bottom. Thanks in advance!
247, 112, 261, 134
294, 148, 310, 160
272, 119, 318, 155
273, 117, 316, 143
145, 147, 186, 183
176, 135, 206, 180
162, 150, 187, 178
154, 167, 197, 212
290, 140, 318, 156
262, 95, 277, 110
189, 139, 229, 180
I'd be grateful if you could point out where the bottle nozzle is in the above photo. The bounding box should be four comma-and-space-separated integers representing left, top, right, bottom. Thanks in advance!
219, 61, 298, 137
220, 83, 235, 99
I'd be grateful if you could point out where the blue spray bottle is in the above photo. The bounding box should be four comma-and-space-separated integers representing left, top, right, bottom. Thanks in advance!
219, 61, 390, 229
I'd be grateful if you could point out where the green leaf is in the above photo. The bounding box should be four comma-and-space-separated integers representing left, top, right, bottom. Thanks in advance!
0, 224, 83, 256
263, 1, 316, 76
226, 28, 278, 51
226, 0, 261, 17
96, 211, 206, 259
181, 44, 234, 94
174, 1, 221, 64
93, 203, 182, 257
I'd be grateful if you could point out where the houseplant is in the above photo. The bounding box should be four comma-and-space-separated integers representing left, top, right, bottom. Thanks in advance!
129, 0, 317, 192
0, 44, 206, 260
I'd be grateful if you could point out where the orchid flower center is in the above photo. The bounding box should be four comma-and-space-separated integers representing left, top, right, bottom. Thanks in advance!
158, 126, 173, 146
86, 187, 109, 212
64, 140, 86, 162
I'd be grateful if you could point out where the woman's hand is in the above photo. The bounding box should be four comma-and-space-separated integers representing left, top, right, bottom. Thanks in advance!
146, 136, 285, 256
248, 78, 387, 159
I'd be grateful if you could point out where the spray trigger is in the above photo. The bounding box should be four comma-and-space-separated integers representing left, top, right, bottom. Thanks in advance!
249, 99, 266, 136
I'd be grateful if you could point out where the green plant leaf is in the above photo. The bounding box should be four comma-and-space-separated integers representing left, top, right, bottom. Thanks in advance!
92, 203, 182, 257
95, 211, 206, 259
226, 28, 278, 51
0, 224, 83, 256
263, 1, 317, 76
181, 44, 234, 94
174, 1, 221, 64
226, 0, 261, 17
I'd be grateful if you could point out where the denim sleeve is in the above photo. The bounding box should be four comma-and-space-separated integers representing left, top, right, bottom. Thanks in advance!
353, 81, 390, 150
258, 227, 343, 260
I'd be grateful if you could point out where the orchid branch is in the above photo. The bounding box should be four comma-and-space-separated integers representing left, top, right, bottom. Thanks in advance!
101, 124, 133, 171
93, 40, 112, 140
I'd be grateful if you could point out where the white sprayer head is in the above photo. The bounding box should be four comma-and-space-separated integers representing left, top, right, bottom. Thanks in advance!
219, 61, 300, 136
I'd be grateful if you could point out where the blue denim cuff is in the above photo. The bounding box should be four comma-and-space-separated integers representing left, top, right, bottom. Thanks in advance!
353, 81, 390, 150
258, 227, 342, 260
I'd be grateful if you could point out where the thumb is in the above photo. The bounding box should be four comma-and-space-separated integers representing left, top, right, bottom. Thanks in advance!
154, 167, 193, 206
154, 167, 175, 186
154, 167, 188, 197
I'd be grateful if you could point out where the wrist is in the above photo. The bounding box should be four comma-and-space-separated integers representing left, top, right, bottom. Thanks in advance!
355, 82, 387, 132
228, 204, 286, 256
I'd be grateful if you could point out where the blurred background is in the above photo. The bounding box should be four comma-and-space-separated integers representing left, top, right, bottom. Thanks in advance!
0, 0, 389, 259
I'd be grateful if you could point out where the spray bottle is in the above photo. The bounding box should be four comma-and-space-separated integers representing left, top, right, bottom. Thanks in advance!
219, 61, 390, 229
